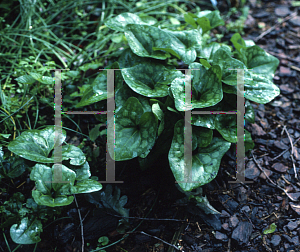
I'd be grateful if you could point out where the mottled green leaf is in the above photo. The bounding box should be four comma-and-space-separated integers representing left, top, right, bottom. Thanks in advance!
191, 114, 216, 129
245, 129, 254, 152
105, 12, 157, 32
241, 45, 280, 79
76, 71, 107, 108
198, 42, 231, 59
122, 61, 182, 97
71, 179, 102, 194
171, 63, 222, 111
124, 24, 200, 64
244, 73, 280, 103
211, 48, 252, 86
245, 100, 255, 123
168, 120, 231, 191
215, 114, 237, 143
115, 83, 151, 114
61, 144, 86, 166
113, 97, 157, 161
196, 10, 225, 33
8, 126, 66, 163
10, 217, 42, 244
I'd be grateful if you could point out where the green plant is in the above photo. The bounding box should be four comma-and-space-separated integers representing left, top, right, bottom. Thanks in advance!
4, 126, 102, 244
76, 11, 280, 196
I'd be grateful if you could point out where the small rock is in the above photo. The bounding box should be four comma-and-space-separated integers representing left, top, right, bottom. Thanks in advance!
287, 221, 298, 231
290, 16, 300, 27
241, 206, 251, 213
218, 195, 239, 215
232, 221, 253, 245
229, 215, 239, 228
292, 236, 299, 245
253, 11, 269, 18
282, 234, 293, 243
221, 210, 230, 217
245, 15, 256, 27
245, 161, 260, 179
280, 84, 294, 94
274, 140, 289, 150
279, 66, 292, 76
270, 234, 281, 246
250, 123, 266, 136
259, 168, 273, 180
215, 231, 228, 241
222, 223, 231, 231
275, 6, 291, 17
272, 163, 288, 173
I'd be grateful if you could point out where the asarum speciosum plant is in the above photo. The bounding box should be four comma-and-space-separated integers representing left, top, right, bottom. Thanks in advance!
75, 11, 280, 196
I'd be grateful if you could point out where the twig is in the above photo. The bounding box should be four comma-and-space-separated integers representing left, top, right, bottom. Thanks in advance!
255, 11, 298, 42
73, 195, 84, 252
106, 212, 189, 222
267, 51, 300, 63
291, 65, 300, 72
134, 231, 181, 251
271, 136, 300, 161
282, 126, 298, 179
242, 210, 255, 229
251, 151, 297, 202
227, 238, 231, 252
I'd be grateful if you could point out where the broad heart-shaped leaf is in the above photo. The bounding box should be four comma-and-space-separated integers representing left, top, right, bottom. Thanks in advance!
30, 164, 78, 207
118, 48, 145, 69
171, 63, 222, 111
71, 179, 102, 194
162, 29, 202, 62
32, 190, 74, 207
241, 45, 280, 79
245, 99, 255, 123
10, 217, 42, 244
244, 73, 280, 103
105, 12, 157, 32
8, 126, 66, 163
30, 164, 75, 193
61, 144, 86, 165
191, 114, 216, 129
196, 10, 225, 33
121, 62, 182, 97
215, 114, 237, 143
210, 48, 252, 86
168, 120, 231, 191
68, 161, 91, 180
198, 42, 231, 59
76, 62, 123, 108
115, 83, 151, 114
193, 126, 213, 148
75, 70, 107, 108
124, 24, 199, 64
113, 97, 157, 161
